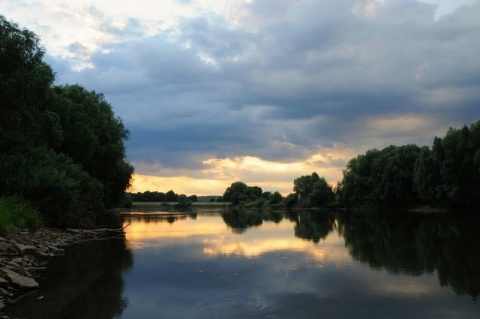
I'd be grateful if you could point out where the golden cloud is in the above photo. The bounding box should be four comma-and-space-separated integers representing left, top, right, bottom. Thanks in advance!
129, 146, 354, 195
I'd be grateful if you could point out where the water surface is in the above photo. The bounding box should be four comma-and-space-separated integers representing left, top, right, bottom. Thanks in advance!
6, 209, 480, 318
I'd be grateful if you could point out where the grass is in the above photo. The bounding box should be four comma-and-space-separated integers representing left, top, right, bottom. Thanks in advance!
0, 196, 44, 233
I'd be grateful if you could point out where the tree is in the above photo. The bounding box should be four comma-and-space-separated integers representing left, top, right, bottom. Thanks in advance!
0, 16, 134, 226
293, 172, 333, 207
308, 177, 334, 207
413, 146, 441, 204
50, 85, 134, 207
165, 190, 178, 202
268, 191, 283, 205
433, 123, 480, 207
177, 194, 192, 208
0, 16, 56, 145
293, 173, 319, 202
223, 182, 262, 205
341, 145, 421, 207
284, 193, 298, 208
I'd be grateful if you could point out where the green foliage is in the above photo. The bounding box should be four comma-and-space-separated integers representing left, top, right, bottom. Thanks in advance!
223, 182, 264, 205
50, 85, 134, 208
177, 194, 192, 208
284, 193, 298, 208
0, 146, 103, 226
165, 190, 178, 202
0, 197, 43, 233
0, 16, 133, 227
341, 145, 421, 208
0, 16, 55, 144
121, 193, 133, 209
188, 195, 198, 202
340, 120, 480, 209
293, 172, 334, 208
268, 191, 283, 205
413, 146, 441, 204
432, 123, 480, 207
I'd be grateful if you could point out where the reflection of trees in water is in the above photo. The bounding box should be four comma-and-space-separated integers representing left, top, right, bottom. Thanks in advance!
337, 211, 480, 300
290, 210, 336, 243
123, 212, 198, 224
222, 209, 334, 243
6, 238, 133, 319
222, 209, 263, 234
222, 209, 286, 233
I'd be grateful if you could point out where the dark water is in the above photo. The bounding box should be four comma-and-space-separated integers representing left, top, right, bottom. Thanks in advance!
6, 209, 480, 318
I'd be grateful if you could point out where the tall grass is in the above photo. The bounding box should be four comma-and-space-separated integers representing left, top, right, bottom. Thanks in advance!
0, 196, 44, 233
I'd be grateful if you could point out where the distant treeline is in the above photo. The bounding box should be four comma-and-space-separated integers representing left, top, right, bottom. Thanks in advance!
128, 191, 205, 203
0, 16, 133, 228
220, 120, 480, 210
132, 119, 480, 211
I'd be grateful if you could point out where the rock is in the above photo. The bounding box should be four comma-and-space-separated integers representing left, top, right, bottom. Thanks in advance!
0, 242, 14, 253
35, 246, 49, 255
0, 277, 8, 288
14, 244, 36, 256
49, 247, 65, 256
0, 301, 4, 310
2, 269, 39, 290
11, 258, 23, 265
5, 234, 30, 245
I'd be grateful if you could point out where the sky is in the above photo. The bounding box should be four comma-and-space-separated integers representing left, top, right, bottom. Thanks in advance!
1, 0, 479, 196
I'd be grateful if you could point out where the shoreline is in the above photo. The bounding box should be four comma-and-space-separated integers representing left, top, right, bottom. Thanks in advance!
0, 227, 124, 318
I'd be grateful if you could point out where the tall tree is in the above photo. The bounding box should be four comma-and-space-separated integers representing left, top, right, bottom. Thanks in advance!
433, 123, 480, 207
0, 16, 134, 226
0, 15, 57, 148
50, 85, 134, 207
294, 172, 334, 207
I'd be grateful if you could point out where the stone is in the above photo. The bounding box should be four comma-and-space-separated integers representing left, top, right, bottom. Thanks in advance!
0, 301, 4, 311
0, 242, 13, 253
49, 247, 65, 256
0, 277, 8, 288
35, 246, 49, 254
3, 269, 39, 290
14, 244, 36, 256
35, 252, 50, 260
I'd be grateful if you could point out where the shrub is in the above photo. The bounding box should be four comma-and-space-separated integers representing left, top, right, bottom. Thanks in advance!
0, 196, 43, 233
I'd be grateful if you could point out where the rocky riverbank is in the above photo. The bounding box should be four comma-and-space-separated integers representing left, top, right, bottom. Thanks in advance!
0, 227, 124, 318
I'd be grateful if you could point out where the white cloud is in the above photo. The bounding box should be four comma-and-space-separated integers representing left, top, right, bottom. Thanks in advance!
2, 0, 479, 195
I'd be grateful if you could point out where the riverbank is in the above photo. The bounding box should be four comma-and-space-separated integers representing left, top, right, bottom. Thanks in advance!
0, 227, 124, 318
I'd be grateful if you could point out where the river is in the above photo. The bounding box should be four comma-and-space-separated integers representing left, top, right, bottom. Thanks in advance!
6, 208, 480, 318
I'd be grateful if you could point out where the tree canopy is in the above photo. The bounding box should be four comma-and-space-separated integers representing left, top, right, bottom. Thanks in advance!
339, 121, 480, 209
293, 172, 334, 208
0, 16, 133, 227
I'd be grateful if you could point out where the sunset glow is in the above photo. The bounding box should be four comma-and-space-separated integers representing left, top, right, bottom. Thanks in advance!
2, 0, 478, 196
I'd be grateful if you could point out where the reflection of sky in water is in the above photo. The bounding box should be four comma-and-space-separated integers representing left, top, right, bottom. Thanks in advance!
121, 214, 480, 319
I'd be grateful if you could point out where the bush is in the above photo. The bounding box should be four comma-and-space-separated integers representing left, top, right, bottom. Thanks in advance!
0, 146, 104, 227
0, 196, 44, 233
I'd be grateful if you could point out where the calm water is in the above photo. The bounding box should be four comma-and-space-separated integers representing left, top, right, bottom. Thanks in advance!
6, 209, 480, 318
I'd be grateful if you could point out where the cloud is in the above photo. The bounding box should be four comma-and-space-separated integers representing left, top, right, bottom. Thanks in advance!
2, 0, 480, 194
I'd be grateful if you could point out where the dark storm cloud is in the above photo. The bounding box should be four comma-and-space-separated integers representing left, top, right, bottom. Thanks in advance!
52, 0, 480, 171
